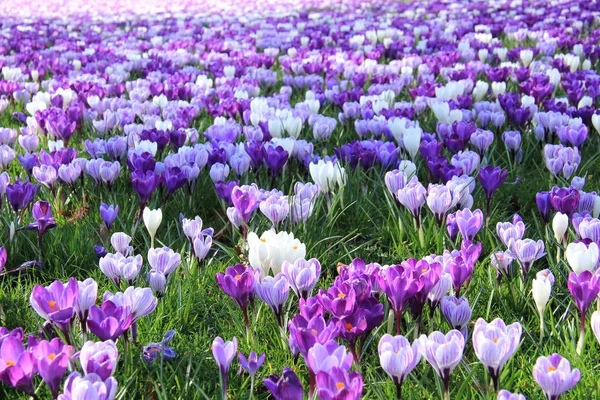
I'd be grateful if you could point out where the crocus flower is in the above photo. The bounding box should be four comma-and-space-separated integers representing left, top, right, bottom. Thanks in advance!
549, 186, 580, 216
86, 300, 133, 341
591, 311, 600, 346
568, 270, 600, 353
57, 372, 118, 400
212, 336, 237, 400
417, 330, 465, 397
509, 239, 546, 275
426, 184, 458, 224
28, 200, 57, 239
532, 269, 555, 339
263, 367, 304, 400
440, 296, 472, 339
496, 215, 525, 248
247, 230, 306, 277
497, 390, 526, 400
79, 340, 119, 380
75, 278, 98, 332
316, 367, 363, 400
306, 340, 353, 375
110, 232, 133, 256
287, 314, 339, 358
552, 212, 569, 245
455, 208, 484, 241
478, 165, 508, 217
473, 318, 522, 392
397, 178, 427, 227
238, 351, 265, 377
143, 207, 162, 248
378, 264, 418, 334
100, 203, 119, 229
309, 159, 346, 193
0, 336, 36, 395
148, 247, 181, 278
565, 241, 599, 275
254, 273, 290, 327
216, 264, 255, 328
378, 334, 421, 396
30, 277, 79, 333
282, 258, 321, 299
533, 354, 580, 400
142, 330, 177, 363
31, 337, 74, 397
536, 191, 552, 223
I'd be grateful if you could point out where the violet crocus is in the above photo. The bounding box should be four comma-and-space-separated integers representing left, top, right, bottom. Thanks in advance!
31, 337, 74, 397
79, 340, 119, 380
417, 330, 465, 399
216, 264, 255, 328
536, 191, 552, 223
497, 390, 526, 400
231, 184, 260, 227
287, 314, 339, 359
57, 372, 118, 400
30, 277, 79, 335
396, 178, 427, 228
426, 184, 458, 225
478, 165, 508, 218
473, 318, 522, 392
238, 350, 265, 397
212, 336, 238, 400
86, 300, 133, 341
549, 186, 580, 216
75, 278, 98, 336
378, 264, 418, 334
100, 203, 119, 229
282, 258, 321, 299
496, 215, 525, 247
259, 194, 289, 227
316, 367, 363, 400
254, 273, 290, 327
263, 367, 304, 400
0, 336, 36, 395
533, 354, 580, 400
509, 239, 546, 275
142, 330, 177, 364
378, 334, 421, 398
455, 208, 484, 241
567, 270, 600, 354
440, 296, 472, 339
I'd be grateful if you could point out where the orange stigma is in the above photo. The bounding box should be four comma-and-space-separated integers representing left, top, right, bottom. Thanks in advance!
336, 382, 345, 390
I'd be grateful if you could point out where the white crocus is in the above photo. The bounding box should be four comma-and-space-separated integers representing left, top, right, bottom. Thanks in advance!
247, 230, 306, 277
532, 269, 554, 339
143, 207, 162, 249
565, 241, 599, 275
592, 114, 600, 136
552, 212, 568, 244
403, 126, 422, 160
309, 160, 346, 193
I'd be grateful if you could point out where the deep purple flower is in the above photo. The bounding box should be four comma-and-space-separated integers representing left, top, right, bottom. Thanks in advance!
378, 264, 418, 334
536, 191, 552, 223
550, 186, 580, 216
216, 264, 255, 328
478, 165, 508, 216
131, 170, 160, 206
100, 203, 119, 229
288, 314, 339, 358
31, 337, 74, 397
86, 300, 133, 341
0, 336, 36, 395
30, 277, 79, 332
262, 145, 289, 176
263, 367, 304, 400
316, 367, 363, 400
6, 179, 39, 214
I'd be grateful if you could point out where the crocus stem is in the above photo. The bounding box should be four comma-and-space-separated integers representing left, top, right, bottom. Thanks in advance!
556, 247, 561, 263
248, 375, 254, 400
539, 314, 544, 342
309, 370, 316, 398
443, 376, 451, 400
219, 371, 227, 400
418, 225, 425, 248
395, 380, 402, 400
576, 312, 586, 355
387, 309, 395, 334
395, 310, 402, 335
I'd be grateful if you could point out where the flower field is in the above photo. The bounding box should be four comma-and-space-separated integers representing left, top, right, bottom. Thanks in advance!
1, 0, 600, 398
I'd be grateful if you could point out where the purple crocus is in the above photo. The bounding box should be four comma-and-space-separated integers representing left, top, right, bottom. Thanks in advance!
212, 336, 238, 400
100, 203, 119, 229
30, 277, 79, 334
473, 318, 522, 392
287, 314, 339, 359
498, 390, 526, 400
536, 191, 552, 223
57, 372, 118, 400
417, 330, 465, 398
254, 273, 290, 327
6, 178, 39, 214
283, 258, 321, 299
549, 186, 580, 216
533, 354, 580, 400
496, 215, 525, 247
378, 264, 418, 334
79, 340, 119, 380
455, 208, 484, 241
142, 330, 177, 363
478, 165, 508, 218
86, 300, 133, 341
30, 337, 74, 398
216, 264, 255, 328
262, 145, 289, 176
378, 334, 421, 397
231, 184, 260, 225
263, 367, 304, 400
440, 296, 472, 339
568, 271, 600, 354
397, 178, 427, 227
510, 239, 546, 275
238, 351, 265, 377
0, 336, 36, 395
316, 367, 363, 400
426, 184, 458, 225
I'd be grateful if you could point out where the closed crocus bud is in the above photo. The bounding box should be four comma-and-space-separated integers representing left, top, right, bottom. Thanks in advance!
532, 269, 554, 319
143, 207, 162, 248
591, 113, 600, 135
75, 278, 98, 322
247, 230, 306, 277
552, 212, 569, 243
79, 340, 119, 381
565, 241, 599, 275
148, 270, 167, 297
403, 126, 422, 159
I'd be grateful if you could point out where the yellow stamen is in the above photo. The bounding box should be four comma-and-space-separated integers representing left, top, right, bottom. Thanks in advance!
493, 338, 498, 344
548, 366, 557, 372
260, 238, 266, 242
336, 382, 345, 390
48, 301, 58, 311
5, 361, 15, 366
311, 329, 318, 334
293, 246, 298, 250
337, 293, 346, 298
235, 274, 241, 279
345, 323, 353, 331
48, 353, 56, 360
